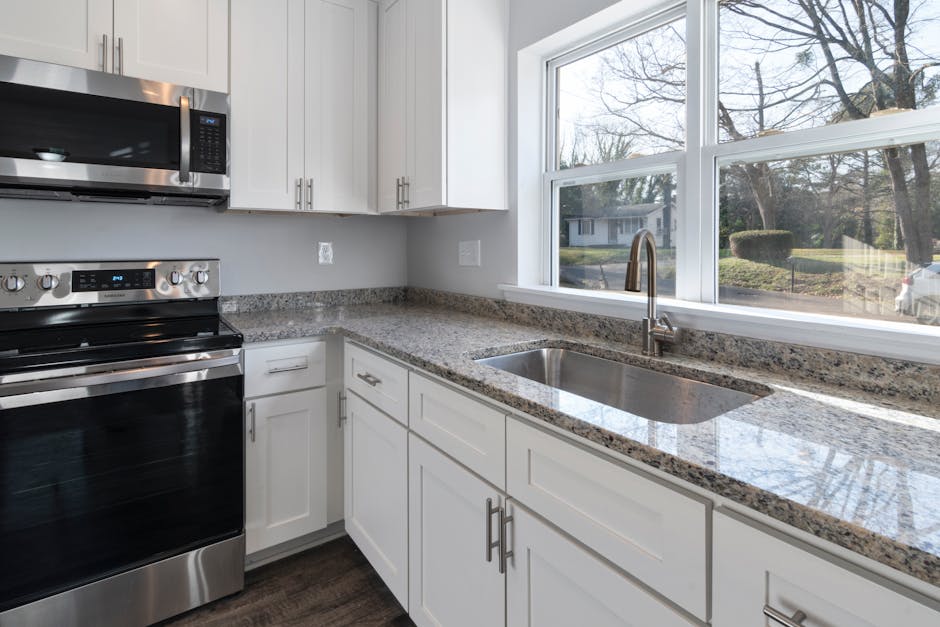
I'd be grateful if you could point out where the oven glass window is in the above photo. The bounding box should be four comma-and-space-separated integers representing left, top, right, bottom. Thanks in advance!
0, 82, 180, 170
0, 375, 243, 611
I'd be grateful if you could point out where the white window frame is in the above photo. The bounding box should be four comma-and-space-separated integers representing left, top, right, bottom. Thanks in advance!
510, 0, 940, 364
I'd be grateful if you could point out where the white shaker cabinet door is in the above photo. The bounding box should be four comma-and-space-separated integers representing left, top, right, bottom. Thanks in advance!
344, 392, 409, 609
229, 0, 306, 211
506, 503, 697, 627
714, 511, 940, 627
0, 0, 112, 72
112, 0, 229, 91
245, 388, 329, 554
304, 0, 376, 214
377, 0, 408, 212
409, 434, 505, 627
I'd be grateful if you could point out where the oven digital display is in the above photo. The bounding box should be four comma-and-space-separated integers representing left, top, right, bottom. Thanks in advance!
73, 269, 155, 292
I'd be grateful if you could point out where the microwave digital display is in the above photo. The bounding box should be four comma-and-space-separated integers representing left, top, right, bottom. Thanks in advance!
73, 269, 155, 292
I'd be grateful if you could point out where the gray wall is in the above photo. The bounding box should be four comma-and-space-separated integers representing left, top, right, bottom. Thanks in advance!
406, 0, 621, 297
0, 200, 408, 295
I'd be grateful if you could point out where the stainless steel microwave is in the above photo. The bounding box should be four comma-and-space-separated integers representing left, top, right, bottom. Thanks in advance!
0, 55, 229, 206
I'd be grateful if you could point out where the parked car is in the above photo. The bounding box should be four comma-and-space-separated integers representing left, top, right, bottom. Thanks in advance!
895, 262, 940, 323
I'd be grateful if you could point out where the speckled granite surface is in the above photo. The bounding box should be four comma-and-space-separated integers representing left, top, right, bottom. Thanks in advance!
219, 287, 405, 314
226, 301, 940, 588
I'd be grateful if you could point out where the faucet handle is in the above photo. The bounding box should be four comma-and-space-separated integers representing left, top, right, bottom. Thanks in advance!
652, 313, 678, 345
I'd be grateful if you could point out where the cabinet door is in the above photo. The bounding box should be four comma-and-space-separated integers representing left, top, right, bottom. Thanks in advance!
507, 504, 697, 627
405, 0, 444, 210
344, 392, 409, 608
245, 389, 328, 554
230, 0, 306, 211
0, 0, 112, 72
377, 0, 408, 212
714, 511, 940, 627
112, 0, 228, 91
305, 0, 376, 214
409, 434, 505, 627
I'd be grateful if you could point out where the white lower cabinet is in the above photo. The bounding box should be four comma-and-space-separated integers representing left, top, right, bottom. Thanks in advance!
506, 503, 697, 627
408, 434, 505, 627
714, 510, 940, 627
344, 392, 409, 609
245, 388, 329, 554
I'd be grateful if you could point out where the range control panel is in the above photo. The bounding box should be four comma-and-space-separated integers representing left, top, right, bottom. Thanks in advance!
0, 260, 221, 310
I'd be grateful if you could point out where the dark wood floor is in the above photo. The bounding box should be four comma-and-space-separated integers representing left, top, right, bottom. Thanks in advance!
160, 537, 413, 626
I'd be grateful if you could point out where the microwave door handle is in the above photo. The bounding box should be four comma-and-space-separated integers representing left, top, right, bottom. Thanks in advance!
179, 95, 191, 183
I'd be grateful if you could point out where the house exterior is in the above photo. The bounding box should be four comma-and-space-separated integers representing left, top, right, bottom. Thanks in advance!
566, 202, 675, 247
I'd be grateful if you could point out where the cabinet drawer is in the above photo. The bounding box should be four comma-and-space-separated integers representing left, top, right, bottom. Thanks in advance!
409, 373, 505, 488
245, 340, 326, 398
345, 342, 408, 424
714, 511, 940, 627
506, 419, 708, 621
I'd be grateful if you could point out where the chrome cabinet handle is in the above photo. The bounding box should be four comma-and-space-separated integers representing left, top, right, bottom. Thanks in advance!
179, 95, 191, 183
101, 34, 109, 72
396, 177, 402, 209
266, 363, 308, 374
306, 178, 313, 211
498, 503, 514, 574
356, 372, 382, 387
485, 498, 500, 563
402, 176, 410, 207
295, 178, 303, 209
114, 36, 124, 75
248, 402, 256, 443
763, 605, 807, 627
338, 392, 347, 428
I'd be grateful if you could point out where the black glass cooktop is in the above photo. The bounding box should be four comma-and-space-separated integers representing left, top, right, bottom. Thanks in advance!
0, 299, 242, 375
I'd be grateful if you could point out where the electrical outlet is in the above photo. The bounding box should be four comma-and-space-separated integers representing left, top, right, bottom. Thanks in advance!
318, 242, 334, 265
458, 240, 481, 267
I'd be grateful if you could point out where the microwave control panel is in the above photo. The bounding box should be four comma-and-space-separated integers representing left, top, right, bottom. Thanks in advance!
191, 110, 226, 174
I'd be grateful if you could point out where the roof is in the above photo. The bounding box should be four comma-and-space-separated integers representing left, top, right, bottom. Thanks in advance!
564, 202, 664, 221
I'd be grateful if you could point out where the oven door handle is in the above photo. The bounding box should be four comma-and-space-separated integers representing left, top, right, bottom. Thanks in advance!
0, 353, 242, 409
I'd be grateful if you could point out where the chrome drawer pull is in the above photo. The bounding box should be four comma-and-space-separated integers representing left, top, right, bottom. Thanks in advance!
763, 605, 807, 627
266, 363, 308, 374
485, 498, 500, 563
248, 402, 256, 443
356, 372, 382, 387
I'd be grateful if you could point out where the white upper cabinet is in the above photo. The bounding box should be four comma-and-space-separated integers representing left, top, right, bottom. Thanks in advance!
0, 0, 228, 91
378, 0, 508, 214
0, 0, 112, 72
230, 0, 377, 214
230, 0, 305, 212
112, 0, 229, 92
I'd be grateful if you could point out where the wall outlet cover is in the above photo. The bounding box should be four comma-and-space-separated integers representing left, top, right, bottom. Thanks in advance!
458, 240, 481, 267
318, 242, 334, 265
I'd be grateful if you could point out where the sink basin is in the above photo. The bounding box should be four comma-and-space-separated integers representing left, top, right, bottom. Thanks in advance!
475, 348, 761, 424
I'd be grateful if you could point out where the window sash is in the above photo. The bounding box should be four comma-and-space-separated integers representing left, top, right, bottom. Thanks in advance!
544, 0, 940, 310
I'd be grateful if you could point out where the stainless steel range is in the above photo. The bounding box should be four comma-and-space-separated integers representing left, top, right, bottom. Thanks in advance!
0, 260, 244, 627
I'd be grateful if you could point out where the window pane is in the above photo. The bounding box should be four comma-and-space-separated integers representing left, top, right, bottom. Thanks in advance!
718, 0, 940, 141
718, 141, 940, 326
558, 173, 677, 297
556, 17, 686, 169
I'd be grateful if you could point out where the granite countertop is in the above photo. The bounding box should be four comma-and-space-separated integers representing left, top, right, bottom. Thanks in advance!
227, 303, 940, 588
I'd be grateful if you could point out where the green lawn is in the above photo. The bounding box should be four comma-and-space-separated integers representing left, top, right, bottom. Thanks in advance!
561, 246, 939, 297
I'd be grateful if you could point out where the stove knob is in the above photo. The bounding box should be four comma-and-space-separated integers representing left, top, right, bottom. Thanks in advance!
168, 270, 183, 286
2, 275, 25, 292
38, 274, 59, 290
194, 270, 209, 285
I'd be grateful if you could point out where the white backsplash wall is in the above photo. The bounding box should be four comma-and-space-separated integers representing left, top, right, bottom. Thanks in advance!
0, 200, 408, 296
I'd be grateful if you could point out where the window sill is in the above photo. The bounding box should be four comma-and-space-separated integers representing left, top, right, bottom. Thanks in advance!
498, 284, 940, 365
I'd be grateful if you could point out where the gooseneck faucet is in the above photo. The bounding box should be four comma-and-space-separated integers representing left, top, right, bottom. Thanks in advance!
625, 229, 678, 357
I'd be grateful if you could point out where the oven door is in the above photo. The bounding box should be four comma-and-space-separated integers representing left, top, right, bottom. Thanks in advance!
0, 350, 244, 612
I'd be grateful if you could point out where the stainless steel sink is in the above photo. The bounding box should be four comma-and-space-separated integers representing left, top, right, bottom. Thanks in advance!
475, 348, 761, 424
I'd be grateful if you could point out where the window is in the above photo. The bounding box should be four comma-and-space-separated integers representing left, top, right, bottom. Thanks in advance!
544, 0, 940, 329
